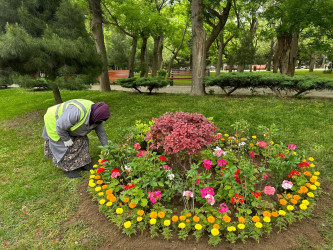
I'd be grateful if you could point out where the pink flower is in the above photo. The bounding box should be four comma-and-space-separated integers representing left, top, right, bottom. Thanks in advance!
218, 203, 229, 213
217, 159, 228, 166
282, 180, 293, 190
162, 164, 170, 170
196, 174, 201, 184
215, 150, 224, 157
200, 187, 215, 198
133, 143, 141, 150
263, 173, 268, 179
203, 159, 212, 169
258, 141, 268, 148
249, 151, 256, 158
183, 191, 193, 198
263, 186, 276, 195
288, 144, 297, 150
205, 194, 215, 205
136, 150, 148, 157
148, 191, 162, 204
111, 168, 121, 178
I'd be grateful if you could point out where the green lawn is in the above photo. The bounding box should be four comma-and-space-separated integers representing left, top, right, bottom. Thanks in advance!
0, 88, 332, 248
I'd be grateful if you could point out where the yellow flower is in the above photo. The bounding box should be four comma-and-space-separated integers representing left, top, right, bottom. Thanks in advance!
310, 163, 315, 168
227, 226, 236, 232
99, 199, 106, 205
293, 152, 297, 155
164, 220, 171, 226
88, 182, 96, 188
98, 192, 104, 196
106, 202, 112, 207
90, 175, 96, 179
263, 216, 271, 223
195, 224, 202, 230
299, 204, 308, 210
270, 141, 274, 145
255, 222, 263, 228
95, 186, 101, 192
307, 192, 315, 198
252, 135, 257, 139
238, 224, 245, 230
314, 171, 320, 176
116, 208, 123, 215
308, 157, 314, 161
90, 169, 95, 174
137, 216, 143, 222
310, 185, 317, 190
315, 182, 320, 187
178, 222, 186, 229
224, 133, 229, 137
211, 228, 219, 236
93, 164, 98, 168
287, 205, 294, 211
150, 218, 157, 225
278, 210, 286, 216
302, 200, 310, 206
124, 221, 131, 229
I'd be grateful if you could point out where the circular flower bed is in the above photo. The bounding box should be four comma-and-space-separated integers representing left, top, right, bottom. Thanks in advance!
88, 112, 321, 245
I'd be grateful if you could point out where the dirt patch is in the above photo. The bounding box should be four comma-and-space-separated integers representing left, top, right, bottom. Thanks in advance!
0, 110, 44, 129
74, 179, 332, 250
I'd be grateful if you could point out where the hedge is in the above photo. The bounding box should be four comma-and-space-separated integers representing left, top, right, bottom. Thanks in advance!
117, 76, 170, 94
204, 73, 333, 97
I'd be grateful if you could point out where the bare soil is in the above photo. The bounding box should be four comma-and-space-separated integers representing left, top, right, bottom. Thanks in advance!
75, 179, 332, 250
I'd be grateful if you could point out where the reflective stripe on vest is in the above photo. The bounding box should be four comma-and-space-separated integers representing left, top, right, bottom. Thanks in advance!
44, 99, 94, 142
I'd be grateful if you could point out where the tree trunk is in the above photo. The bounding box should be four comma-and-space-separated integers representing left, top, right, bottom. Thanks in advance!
297, 60, 302, 69
152, 36, 160, 77
228, 59, 233, 72
277, 32, 299, 77
158, 36, 164, 70
191, 0, 206, 96
140, 35, 148, 77
272, 43, 279, 73
128, 36, 138, 78
267, 40, 274, 71
321, 54, 327, 68
216, 35, 224, 76
88, 0, 111, 91
309, 52, 316, 72
52, 86, 63, 104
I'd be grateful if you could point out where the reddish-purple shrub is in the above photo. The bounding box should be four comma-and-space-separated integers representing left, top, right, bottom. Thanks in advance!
145, 112, 217, 155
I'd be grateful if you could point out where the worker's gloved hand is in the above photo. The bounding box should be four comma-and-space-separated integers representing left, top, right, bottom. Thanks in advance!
64, 139, 74, 147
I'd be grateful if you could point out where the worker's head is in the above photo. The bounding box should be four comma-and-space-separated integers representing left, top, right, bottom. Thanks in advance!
90, 102, 110, 124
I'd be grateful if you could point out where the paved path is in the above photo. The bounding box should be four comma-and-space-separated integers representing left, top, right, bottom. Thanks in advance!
90, 84, 333, 99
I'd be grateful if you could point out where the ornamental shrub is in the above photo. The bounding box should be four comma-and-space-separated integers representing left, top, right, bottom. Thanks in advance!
145, 112, 217, 155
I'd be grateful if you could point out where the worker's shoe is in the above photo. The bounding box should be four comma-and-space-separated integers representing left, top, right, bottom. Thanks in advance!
65, 170, 81, 179
80, 164, 93, 171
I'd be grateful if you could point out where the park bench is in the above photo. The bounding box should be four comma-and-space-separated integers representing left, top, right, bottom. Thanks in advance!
108, 70, 130, 83
252, 65, 266, 71
167, 69, 210, 85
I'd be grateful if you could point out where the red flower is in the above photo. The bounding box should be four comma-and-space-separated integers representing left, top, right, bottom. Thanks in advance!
252, 192, 262, 198
231, 193, 244, 205
159, 155, 167, 161
133, 143, 141, 150
125, 183, 135, 189
100, 159, 109, 165
276, 154, 286, 159
298, 162, 310, 168
96, 167, 105, 174
111, 168, 121, 178
288, 170, 300, 178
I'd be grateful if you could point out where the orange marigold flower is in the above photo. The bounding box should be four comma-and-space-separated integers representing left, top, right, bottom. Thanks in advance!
179, 215, 186, 221
310, 178, 316, 183
271, 212, 279, 218
304, 171, 312, 177
186, 213, 192, 217
129, 203, 136, 209
263, 211, 271, 217
223, 215, 231, 223
193, 216, 200, 223
207, 216, 216, 223
94, 175, 101, 180
106, 189, 113, 195
172, 216, 179, 222
279, 199, 287, 205
124, 198, 130, 203
290, 199, 297, 205
213, 224, 220, 230
137, 210, 145, 216
305, 183, 311, 188
97, 180, 103, 185
252, 216, 260, 223
102, 185, 108, 189
286, 194, 292, 199
238, 217, 245, 223
150, 211, 157, 219
299, 186, 309, 193
186, 219, 190, 223
108, 195, 116, 203
158, 211, 165, 219
293, 195, 300, 200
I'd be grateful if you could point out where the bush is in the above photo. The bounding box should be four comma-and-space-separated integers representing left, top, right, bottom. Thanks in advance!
117, 76, 170, 94
157, 69, 167, 77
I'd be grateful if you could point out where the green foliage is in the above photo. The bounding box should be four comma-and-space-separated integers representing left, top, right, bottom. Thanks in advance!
117, 76, 170, 94
205, 72, 333, 96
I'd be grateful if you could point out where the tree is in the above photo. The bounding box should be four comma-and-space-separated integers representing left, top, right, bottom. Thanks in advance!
88, 0, 111, 91
0, 0, 102, 103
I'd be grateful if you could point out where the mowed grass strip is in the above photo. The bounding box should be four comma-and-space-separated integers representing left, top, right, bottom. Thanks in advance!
0, 88, 332, 248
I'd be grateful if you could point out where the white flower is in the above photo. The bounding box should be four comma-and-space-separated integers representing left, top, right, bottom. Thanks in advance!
124, 165, 132, 171
183, 191, 193, 197
238, 142, 246, 146
167, 173, 175, 180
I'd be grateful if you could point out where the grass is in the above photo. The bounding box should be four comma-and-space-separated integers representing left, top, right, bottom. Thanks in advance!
0, 88, 333, 248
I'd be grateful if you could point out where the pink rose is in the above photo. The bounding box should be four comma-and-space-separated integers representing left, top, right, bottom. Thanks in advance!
217, 159, 228, 166
263, 186, 276, 195
288, 144, 297, 150
281, 180, 293, 189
